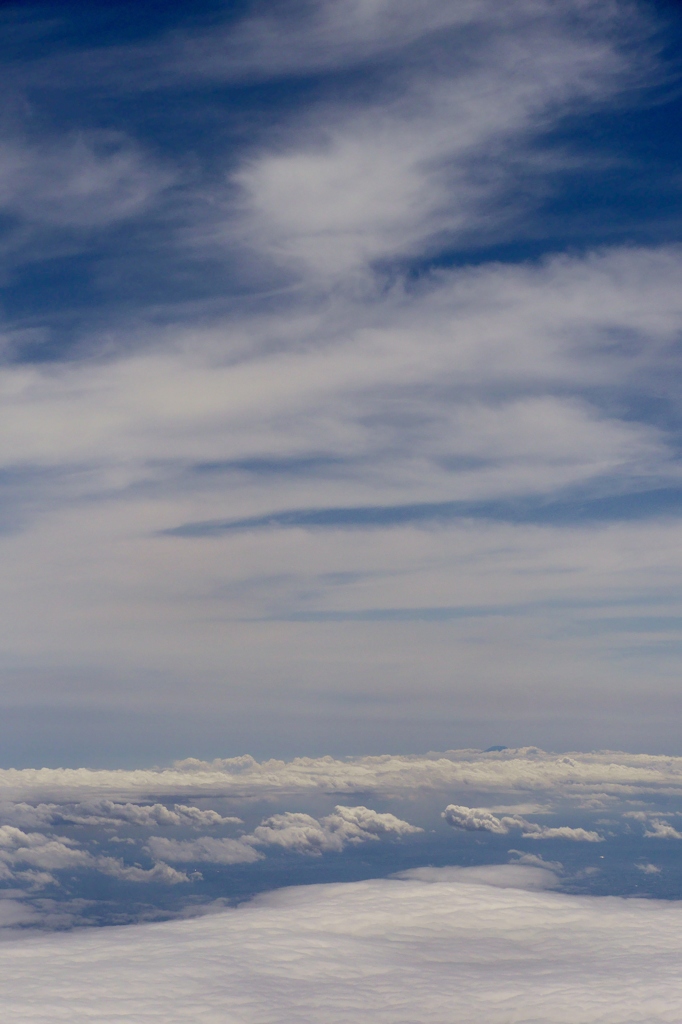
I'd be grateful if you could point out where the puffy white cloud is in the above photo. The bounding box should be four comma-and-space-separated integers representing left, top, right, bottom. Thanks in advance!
3, 867, 682, 1021
73, 801, 240, 829
442, 803, 602, 841
0, 826, 191, 887
622, 811, 682, 839
644, 819, 682, 840
0, 827, 93, 872
146, 805, 420, 863
508, 851, 564, 873
442, 804, 510, 834
248, 805, 421, 855
248, 811, 354, 854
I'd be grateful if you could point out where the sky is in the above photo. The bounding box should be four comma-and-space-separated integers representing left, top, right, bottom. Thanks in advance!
2, 0, 682, 767
7, 1, 682, 1009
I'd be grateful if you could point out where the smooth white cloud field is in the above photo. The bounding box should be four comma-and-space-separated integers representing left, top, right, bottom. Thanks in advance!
2, 867, 682, 1023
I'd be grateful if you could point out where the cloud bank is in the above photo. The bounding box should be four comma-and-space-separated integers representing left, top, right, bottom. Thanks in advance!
2, 747, 682, 803
2, 867, 682, 1022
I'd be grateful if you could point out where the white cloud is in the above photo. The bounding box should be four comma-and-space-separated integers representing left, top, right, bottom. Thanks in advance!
94, 857, 190, 884
0, 826, 93, 872
145, 805, 420, 863
521, 824, 603, 842
0, 826, 192, 887
145, 836, 263, 866
0, 246, 675, 488
644, 819, 682, 840
0, 243, 679, 747
0, 899, 42, 930
4, 748, 682, 806
225, 0, 641, 278
623, 812, 682, 839
248, 805, 421, 855
442, 803, 602, 841
70, 801, 241, 829
442, 803, 510, 833
3, 867, 682, 1021
508, 851, 564, 872
0, 800, 240, 829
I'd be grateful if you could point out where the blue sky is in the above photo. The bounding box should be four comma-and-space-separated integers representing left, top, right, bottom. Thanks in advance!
1, 0, 682, 764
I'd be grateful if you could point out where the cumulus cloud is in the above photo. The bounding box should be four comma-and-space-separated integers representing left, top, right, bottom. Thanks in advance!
63, 801, 241, 829
0, 748, 678, 922
0, 825, 190, 888
644, 819, 682, 840
0, 826, 93, 872
623, 811, 682, 839
248, 805, 421, 855
442, 804, 510, 834
3, 868, 682, 1021
146, 805, 420, 863
442, 803, 603, 841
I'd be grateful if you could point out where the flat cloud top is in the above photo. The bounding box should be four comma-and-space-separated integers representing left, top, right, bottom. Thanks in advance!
3, 747, 682, 802
2, 866, 682, 1022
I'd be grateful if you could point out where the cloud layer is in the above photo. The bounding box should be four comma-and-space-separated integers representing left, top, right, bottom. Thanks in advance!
3, 867, 682, 1022
3, 747, 682, 803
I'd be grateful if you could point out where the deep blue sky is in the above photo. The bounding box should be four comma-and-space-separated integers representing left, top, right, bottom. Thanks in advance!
3, 0, 682, 344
